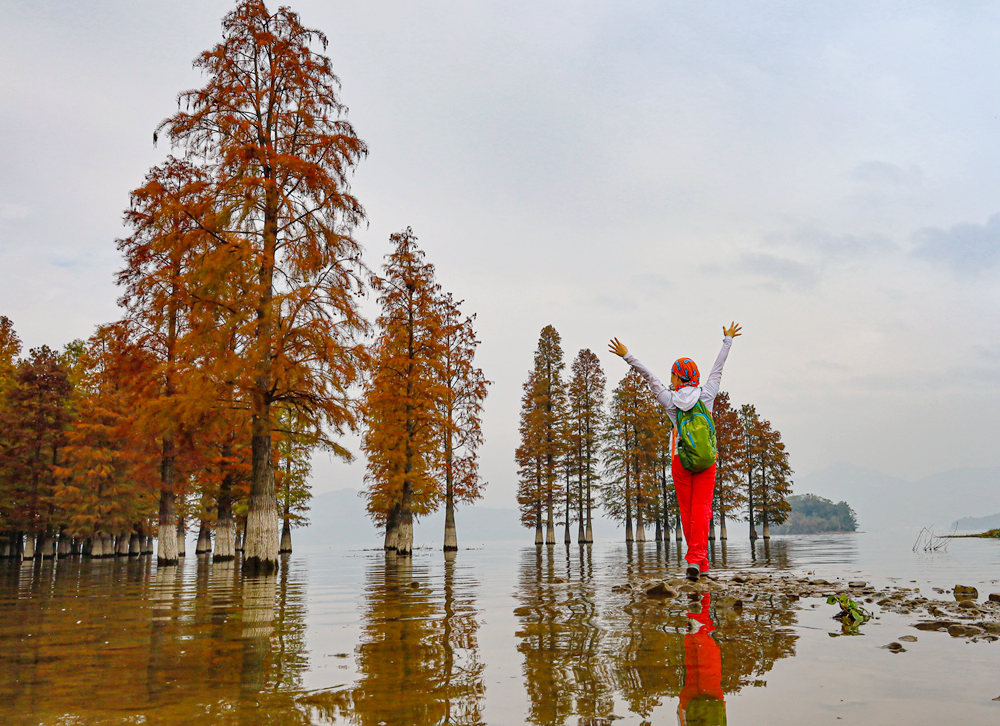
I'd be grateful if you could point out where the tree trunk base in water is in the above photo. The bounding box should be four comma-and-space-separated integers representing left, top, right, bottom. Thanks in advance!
396, 516, 414, 557
241, 495, 279, 575
214, 518, 236, 562
443, 526, 458, 552
443, 503, 458, 551
195, 523, 212, 555
176, 519, 186, 558
534, 526, 543, 545
128, 533, 141, 557
23, 535, 35, 560
116, 535, 130, 557
40, 536, 56, 559
545, 522, 556, 545
279, 521, 292, 554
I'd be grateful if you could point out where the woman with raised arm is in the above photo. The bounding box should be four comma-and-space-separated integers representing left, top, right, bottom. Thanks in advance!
608, 322, 742, 581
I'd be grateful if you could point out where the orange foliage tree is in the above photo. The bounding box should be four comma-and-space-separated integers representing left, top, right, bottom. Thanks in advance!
566, 348, 605, 543
116, 157, 216, 565
601, 371, 666, 542
711, 391, 747, 540
362, 229, 447, 556
154, 0, 370, 572
0, 346, 73, 558
515, 326, 566, 545
54, 322, 160, 555
515, 369, 545, 544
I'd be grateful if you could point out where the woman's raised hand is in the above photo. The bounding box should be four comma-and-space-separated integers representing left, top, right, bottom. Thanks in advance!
723, 321, 743, 338
608, 337, 628, 357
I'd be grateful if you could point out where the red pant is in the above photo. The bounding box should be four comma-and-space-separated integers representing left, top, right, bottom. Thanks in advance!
678, 593, 725, 723
673, 456, 716, 571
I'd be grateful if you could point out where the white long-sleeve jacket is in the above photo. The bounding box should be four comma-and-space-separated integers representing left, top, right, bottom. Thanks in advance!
623, 336, 733, 429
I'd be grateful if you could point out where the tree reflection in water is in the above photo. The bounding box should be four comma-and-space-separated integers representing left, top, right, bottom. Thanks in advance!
306, 551, 486, 725
514, 545, 799, 725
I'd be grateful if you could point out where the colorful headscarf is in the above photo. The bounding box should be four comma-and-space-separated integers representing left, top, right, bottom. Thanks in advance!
671, 357, 700, 388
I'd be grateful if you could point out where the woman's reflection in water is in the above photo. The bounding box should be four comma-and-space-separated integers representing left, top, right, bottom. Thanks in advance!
678, 593, 726, 726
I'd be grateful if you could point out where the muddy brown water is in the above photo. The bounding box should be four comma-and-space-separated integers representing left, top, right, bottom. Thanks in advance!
1, 532, 999, 724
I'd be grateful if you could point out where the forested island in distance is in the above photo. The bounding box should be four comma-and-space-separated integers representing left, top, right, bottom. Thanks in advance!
769, 494, 858, 534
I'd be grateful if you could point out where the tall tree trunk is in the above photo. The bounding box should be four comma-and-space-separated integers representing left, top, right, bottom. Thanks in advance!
397, 482, 414, 557
280, 454, 292, 554
564, 469, 572, 545
215, 453, 236, 561
624, 462, 633, 543
116, 533, 130, 557
176, 517, 186, 558
534, 500, 543, 545
129, 530, 141, 557
243, 409, 279, 573
545, 488, 555, 545
58, 533, 71, 558
654, 517, 662, 542
719, 509, 728, 540
384, 502, 400, 551
576, 466, 585, 544
762, 511, 771, 540
196, 520, 212, 555
279, 518, 292, 554
748, 469, 757, 542
40, 533, 56, 560
585, 476, 594, 544
443, 432, 457, 551
23, 533, 35, 560
157, 437, 179, 566
636, 481, 646, 542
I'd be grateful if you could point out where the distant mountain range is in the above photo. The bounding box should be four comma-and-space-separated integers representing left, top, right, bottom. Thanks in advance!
951, 512, 1000, 533
293, 488, 525, 548
793, 463, 1000, 534
292, 463, 1000, 547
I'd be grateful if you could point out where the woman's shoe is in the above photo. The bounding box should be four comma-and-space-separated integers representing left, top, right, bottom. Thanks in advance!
685, 564, 700, 582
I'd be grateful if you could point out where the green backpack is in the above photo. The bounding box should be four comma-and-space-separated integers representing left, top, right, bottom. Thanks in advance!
676, 400, 717, 473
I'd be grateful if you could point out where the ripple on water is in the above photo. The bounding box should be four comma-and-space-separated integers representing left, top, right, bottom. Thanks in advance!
0, 534, 998, 724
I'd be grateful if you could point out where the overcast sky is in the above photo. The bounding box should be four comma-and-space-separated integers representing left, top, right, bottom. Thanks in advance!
1, 1, 998, 512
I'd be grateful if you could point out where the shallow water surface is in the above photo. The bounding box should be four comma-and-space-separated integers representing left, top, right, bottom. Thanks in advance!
1, 533, 999, 724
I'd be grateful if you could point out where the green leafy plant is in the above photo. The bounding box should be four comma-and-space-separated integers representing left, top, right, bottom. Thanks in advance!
827, 593, 872, 633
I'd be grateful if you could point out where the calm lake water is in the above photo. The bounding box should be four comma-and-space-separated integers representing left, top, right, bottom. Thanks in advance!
2, 532, 999, 725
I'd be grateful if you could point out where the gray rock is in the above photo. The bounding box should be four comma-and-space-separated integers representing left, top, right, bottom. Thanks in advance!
716, 596, 743, 610
899, 635, 918, 642
914, 620, 954, 631
958, 600, 979, 611
645, 582, 678, 598
989, 593, 1000, 604
947, 624, 984, 638
882, 642, 906, 653
848, 581, 867, 588
954, 585, 978, 600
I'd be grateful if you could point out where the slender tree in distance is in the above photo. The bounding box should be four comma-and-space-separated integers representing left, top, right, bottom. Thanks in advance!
532, 326, 566, 544
712, 392, 746, 541
362, 229, 446, 556
755, 422, 793, 538
436, 293, 489, 551
516, 370, 545, 545
157, 0, 370, 573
